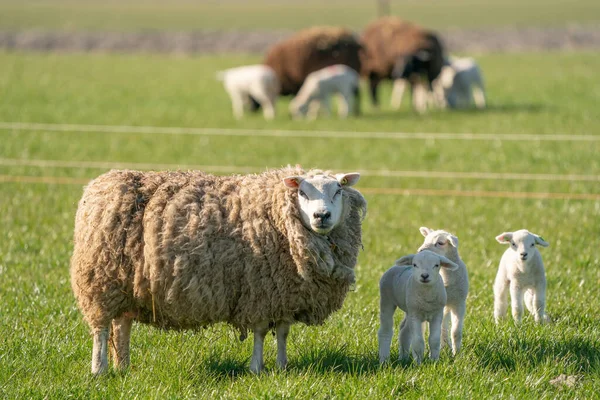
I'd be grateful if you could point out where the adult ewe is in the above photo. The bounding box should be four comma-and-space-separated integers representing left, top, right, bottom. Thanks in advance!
264, 26, 362, 97
70, 167, 367, 375
494, 229, 550, 324
360, 16, 444, 112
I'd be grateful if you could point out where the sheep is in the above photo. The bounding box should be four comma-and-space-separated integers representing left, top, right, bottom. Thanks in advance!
433, 57, 486, 109
289, 64, 360, 120
70, 166, 367, 375
263, 26, 362, 97
378, 250, 459, 365
360, 16, 444, 113
417, 227, 469, 356
216, 64, 280, 120
494, 229, 550, 324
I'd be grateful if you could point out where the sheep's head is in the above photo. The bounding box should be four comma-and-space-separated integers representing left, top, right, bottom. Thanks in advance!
418, 227, 459, 257
396, 250, 459, 285
496, 229, 549, 261
283, 172, 360, 235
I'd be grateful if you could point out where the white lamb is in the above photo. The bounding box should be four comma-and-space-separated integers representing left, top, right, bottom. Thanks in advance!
433, 56, 486, 109
494, 229, 550, 324
378, 250, 459, 364
417, 227, 469, 356
216, 65, 280, 120
289, 64, 360, 120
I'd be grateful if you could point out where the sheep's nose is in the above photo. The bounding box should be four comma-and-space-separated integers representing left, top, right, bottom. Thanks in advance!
313, 211, 331, 221
421, 273, 429, 280
520, 252, 528, 259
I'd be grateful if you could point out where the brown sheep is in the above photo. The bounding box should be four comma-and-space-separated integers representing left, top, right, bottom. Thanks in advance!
360, 16, 444, 112
70, 166, 367, 375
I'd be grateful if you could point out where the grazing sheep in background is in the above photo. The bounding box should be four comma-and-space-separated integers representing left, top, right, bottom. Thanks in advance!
360, 16, 444, 112
417, 227, 469, 356
433, 57, 486, 109
264, 26, 362, 97
216, 65, 280, 120
70, 166, 367, 375
494, 229, 550, 324
289, 64, 360, 120
378, 250, 459, 364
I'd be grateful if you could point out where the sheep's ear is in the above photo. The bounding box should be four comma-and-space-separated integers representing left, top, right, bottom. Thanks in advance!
439, 256, 459, 271
395, 254, 415, 266
336, 173, 360, 187
419, 227, 432, 237
533, 234, 549, 247
283, 176, 304, 189
448, 234, 459, 248
496, 232, 513, 244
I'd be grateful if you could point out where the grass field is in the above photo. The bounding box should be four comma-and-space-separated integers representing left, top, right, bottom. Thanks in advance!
1, 0, 600, 31
0, 50, 599, 398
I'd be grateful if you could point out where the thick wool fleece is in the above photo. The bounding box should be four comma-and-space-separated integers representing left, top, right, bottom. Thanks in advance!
70, 167, 367, 335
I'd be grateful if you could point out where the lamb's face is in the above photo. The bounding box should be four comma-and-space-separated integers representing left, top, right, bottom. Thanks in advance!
495, 229, 549, 261
397, 250, 459, 285
417, 227, 458, 257
283, 172, 360, 235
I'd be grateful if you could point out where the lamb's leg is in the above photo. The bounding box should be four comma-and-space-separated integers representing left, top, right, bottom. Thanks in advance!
493, 273, 509, 323
378, 296, 396, 364
110, 314, 134, 371
510, 282, 524, 324
531, 284, 548, 324
91, 326, 109, 375
337, 92, 350, 119
450, 301, 466, 356
275, 322, 290, 370
409, 317, 425, 364
398, 316, 411, 362
390, 79, 406, 110
230, 91, 245, 119
428, 312, 444, 361
441, 308, 451, 348
251, 91, 276, 121
472, 73, 486, 109
307, 100, 321, 120
249, 322, 270, 374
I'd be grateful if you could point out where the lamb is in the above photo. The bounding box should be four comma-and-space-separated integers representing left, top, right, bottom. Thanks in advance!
70, 166, 367, 375
289, 64, 360, 120
263, 26, 362, 97
433, 57, 486, 109
360, 16, 444, 113
417, 227, 469, 356
494, 229, 550, 324
378, 250, 459, 364
216, 64, 280, 120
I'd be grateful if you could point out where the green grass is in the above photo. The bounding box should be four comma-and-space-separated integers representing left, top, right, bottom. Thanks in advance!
0, 0, 599, 31
0, 51, 599, 398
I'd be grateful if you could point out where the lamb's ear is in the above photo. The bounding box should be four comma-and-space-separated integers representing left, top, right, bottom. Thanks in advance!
496, 232, 513, 244
336, 173, 360, 187
395, 254, 415, 266
283, 176, 304, 189
419, 227, 432, 237
439, 256, 459, 271
533, 234, 549, 247
448, 234, 459, 248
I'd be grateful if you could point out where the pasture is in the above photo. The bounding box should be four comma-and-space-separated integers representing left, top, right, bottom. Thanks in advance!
0, 49, 599, 398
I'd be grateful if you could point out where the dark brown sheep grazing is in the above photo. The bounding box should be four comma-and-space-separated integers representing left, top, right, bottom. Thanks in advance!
360, 16, 444, 111
264, 26, 363, 97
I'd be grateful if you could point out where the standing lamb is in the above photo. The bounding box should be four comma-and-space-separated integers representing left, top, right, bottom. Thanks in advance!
360, 16, 444, 112
263, 26, 362, 97
70, 166, 367, 375
289, 64, 360, 120
433, 56, 486, 109
417, 227, 469, 356
216, 65, 280, 120
378, 250, 459, 364
494, 229, 550, 324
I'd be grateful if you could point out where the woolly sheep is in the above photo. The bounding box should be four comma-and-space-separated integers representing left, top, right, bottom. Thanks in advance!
417, 227, 469, 356
433, 57, 486, 109
289, 64, 360, 120
378, 250, 459, 364
494, 229, 550, 324
216, 65, 280, 120
70, 166, 367, 375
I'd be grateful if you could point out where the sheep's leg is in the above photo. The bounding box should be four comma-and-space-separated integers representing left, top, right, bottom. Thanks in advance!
398, 316, 411, 362
450, 301, 466, 356
307, 100, 321, 120
230, 92, 245, 119
509, 283, 524, 324
411, 81, 428, 114
378, 297, 396, 364
493, 273, 509, 323
91, 326, 109, 375
369, 76, 381, 107
428, 312, 444, 361
409, 317, 425, 364
251, 91, 276, 121
440, 308, 451, 348
249, 322, 270, 374
472, 72, 486, 109
531, 285, 548, 324
275, 322, 290, 370
110, 314, 134, 371
337, 92, 350, 119
390, 79, 406, 110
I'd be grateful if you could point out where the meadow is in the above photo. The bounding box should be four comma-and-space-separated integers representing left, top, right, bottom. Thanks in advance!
0, 49, 599, 398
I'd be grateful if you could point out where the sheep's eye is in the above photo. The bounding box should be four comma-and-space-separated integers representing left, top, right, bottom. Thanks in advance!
334, 189, 342, 198
434, 264, 439, 268
299, 190, 308, 199
413, 264, 417, 268
530, 243, 535, 247
436, 241, 445, 246
511, 242, 516, 246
